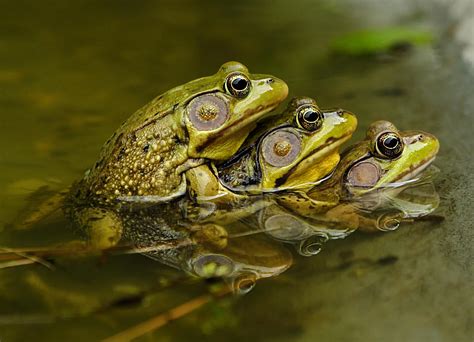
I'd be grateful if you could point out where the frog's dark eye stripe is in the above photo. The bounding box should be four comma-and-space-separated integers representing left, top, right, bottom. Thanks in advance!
187, 94, 229, 131
375, 132, 404, 159
225, 72, 251, 98
261, 130, 301, 167
296, 105, 323, 131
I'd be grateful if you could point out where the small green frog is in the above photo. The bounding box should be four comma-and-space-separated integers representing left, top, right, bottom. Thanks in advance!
277, 120, 440, 216
73, 61, 288, 206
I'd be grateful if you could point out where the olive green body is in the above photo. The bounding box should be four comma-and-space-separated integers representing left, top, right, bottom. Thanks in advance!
72, 62, 288, 206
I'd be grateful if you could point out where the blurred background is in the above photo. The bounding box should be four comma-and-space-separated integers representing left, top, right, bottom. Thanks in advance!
0, 0, 473, 341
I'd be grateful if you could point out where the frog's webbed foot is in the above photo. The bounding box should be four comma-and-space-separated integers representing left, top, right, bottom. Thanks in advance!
10, 187, 69, 230
73, 207, 123, 250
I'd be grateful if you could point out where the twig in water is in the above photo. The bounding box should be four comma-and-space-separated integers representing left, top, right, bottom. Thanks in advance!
102, 287, 231, 342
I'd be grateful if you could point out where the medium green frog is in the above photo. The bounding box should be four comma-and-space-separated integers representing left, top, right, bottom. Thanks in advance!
72, 61, 288, 206
186, 96, 357, 201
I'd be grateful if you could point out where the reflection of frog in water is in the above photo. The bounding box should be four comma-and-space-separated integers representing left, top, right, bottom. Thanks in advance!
259, 177, 440, 256
70, 200, 293, 294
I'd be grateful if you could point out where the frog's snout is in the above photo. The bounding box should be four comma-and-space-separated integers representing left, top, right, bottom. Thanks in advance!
404, 131, 439, 151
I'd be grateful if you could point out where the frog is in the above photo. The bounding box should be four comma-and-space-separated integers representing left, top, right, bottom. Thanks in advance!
277, 120, 440, 219
16, 62, 289, 231
71, 61, 289, 206
183, 96, 358, 227
184, 96, 357, 223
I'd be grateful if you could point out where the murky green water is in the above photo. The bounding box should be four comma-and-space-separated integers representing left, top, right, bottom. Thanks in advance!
1, 1, 473, 341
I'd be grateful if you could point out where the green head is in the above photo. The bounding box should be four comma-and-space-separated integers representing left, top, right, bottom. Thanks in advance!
176, 61, 289, 160
337, 120, 439, 197
217, 96, 357, 192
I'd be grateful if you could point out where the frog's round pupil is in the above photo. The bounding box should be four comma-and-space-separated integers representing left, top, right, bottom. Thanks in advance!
384, 136, 399, 149
303, 110, 319, 123
231, 77, 248, 91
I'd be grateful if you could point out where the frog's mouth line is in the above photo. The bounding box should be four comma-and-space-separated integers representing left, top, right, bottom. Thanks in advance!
193, 101, 281, 154
393, 155, 437, 184
274, 130, 354, 188
347, 154, 437, 192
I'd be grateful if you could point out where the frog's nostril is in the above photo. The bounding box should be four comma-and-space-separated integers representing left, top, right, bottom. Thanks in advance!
266, 78, 274, 84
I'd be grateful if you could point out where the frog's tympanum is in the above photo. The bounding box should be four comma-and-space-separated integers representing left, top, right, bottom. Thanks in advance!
186, 97, 357, 201
72, 61, 288, 206
278, 120, 440, 216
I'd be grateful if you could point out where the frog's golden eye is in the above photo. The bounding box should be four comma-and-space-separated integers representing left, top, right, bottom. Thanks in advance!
261, 130, 301, 167
225, 72, 251, 98
296, 105, 323, 131
375, 132, 404, 159
187, 94, 229, 131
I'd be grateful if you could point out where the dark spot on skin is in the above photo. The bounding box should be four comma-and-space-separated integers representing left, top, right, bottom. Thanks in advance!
198, 172, 203, 177
117, 148, 126, 161
143, 143, 150, 153
377, 255, 398, 266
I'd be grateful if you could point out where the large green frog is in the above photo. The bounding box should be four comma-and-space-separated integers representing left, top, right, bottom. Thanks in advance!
72, 61, 288, 206
186, 96, 357, 201
277, 120, 440, 217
